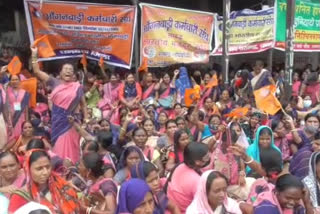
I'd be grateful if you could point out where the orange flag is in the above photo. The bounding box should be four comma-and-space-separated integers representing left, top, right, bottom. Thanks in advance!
254, 85, 282, 115
185, 85, 201, 107
225, 107, 249, 119
138, 58, 148, 72
20, 77, 37, 108
205, 74, 218, 88
80, 54, 87, 67
99, 57, 104, 67
7, 56, 22, 75
33, 35, 55, 58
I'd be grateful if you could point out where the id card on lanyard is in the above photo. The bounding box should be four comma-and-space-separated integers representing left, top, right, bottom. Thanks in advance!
13, 90, 22, 111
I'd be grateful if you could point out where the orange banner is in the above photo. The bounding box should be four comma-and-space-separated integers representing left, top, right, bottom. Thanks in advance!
24, 0, 136, 68
140, 4, 215, 67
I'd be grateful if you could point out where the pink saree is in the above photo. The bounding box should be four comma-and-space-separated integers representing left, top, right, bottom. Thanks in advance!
0, 84, 7, 148
98, 82, 120, 125
7, 87, 30, 142
51, 81, 83, 163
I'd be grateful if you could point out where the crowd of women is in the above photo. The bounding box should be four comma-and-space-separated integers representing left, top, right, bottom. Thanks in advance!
1, 44, 320, 214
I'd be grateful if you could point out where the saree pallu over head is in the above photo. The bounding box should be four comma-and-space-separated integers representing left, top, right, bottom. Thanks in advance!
7, 87, 30, 128
186, 170, 242, 214
246, 126, 282, 174
131, 161, 169, 213
251, 69, 271, 91
303, 152, 320, 208
24, 149, 79, 214
289, 130, 313, 180
176, 67, 191, 100
50, 82, 83, 145
253, 189, 305, 214
98, 82, 120, 110
116, 178, 152, 214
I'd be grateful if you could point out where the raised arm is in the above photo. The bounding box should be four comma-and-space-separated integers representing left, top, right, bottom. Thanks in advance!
30, 46, 50, 83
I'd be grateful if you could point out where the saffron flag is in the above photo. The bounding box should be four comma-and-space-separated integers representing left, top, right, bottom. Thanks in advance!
225, 107, 249, 119
80, 54, 87, 67
185, 85, 201, 107
254, 85, 281, 115
20, 77, 37, 108
33, 35, 55, 58
8, 56, 22, 75
205, 74, 218, 88
138, 58, 148, 72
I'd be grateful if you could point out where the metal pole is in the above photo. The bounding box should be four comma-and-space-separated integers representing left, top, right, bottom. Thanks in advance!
131, 0, 139, 77
285, 0, 296, 86
267, 0, 274, 71
222, 0, 231, 85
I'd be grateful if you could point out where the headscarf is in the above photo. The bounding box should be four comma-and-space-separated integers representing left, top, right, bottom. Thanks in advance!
246, 126, 282, 174
130, 161, 148, 180
175, 67, 191, 98
116, 178, 152, 214
24, 149, 79, 214
186, 170, 242, 214
131, 161, 168, 214
303, 152, 320, 207
118, 146, 145, 170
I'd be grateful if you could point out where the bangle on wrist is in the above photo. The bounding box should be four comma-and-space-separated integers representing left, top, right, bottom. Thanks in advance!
244, 157, 254, 164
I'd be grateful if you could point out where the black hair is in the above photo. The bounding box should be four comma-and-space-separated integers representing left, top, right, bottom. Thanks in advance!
0, 151, 19, 163
29, 150, 50, 167
82, 141, 99, 153
173, 103, 182, 109
96, 131, 113, 150
259, 127, 273, 137
29, 210, 51, 214
132, 127, 147, 137
142, 118, 155, 126
26, 139, 45, 151
143, 161, 158, 178
118, 146, 144, 169
21, 120, 33, 130
176, 117, 185, 124
305, 113, 320, 123
186, 106, 195, 121
260, 148, 283, 175
99, 119, 111, 127
165, 119, 177, 129
173, 129, 189, 164
82, 152, 104, 178
206, 171, 228, 194
275, 174, 304, 192
184, 142, 208, 172
9, 74, 21, 81
315, 132, 320, 140
271, 119, 282, 131
208, 114, 221, 124
59, 63, 75, 73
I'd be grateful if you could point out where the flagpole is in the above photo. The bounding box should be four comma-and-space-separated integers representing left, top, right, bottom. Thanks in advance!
285, 0, 296, 86
131, 0, 140, 78
222, 0, 231, 86
267, 0, 274, 71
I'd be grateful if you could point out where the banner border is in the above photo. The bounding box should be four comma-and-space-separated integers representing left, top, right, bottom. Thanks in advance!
139, 3, 215, 67
24, 0, 136, 69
